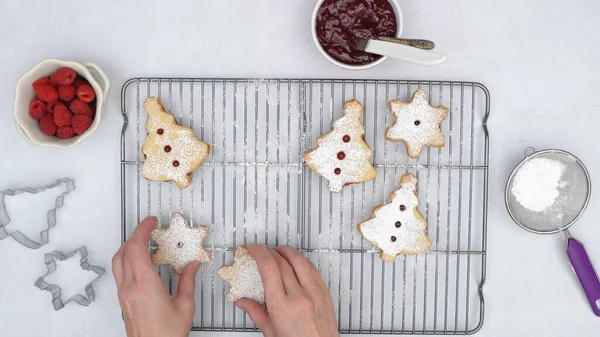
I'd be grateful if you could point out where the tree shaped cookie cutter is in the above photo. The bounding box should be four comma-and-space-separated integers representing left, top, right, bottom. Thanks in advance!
35, 246, 105, 310
0, 178, 75, 249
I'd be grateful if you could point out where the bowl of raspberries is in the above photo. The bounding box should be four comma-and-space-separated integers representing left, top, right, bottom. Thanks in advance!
13, 58, 109, 148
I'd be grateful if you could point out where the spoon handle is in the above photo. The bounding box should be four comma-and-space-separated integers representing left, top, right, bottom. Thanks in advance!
363, 39, 447, 66
378, 37, 436, 50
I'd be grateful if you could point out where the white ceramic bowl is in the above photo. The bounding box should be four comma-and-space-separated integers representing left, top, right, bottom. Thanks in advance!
14, 58, 110, 148
311, 0, 403, 70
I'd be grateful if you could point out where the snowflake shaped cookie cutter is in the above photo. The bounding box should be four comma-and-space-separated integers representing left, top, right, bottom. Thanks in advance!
0, 178, 75, 249
34, 246, 105, 310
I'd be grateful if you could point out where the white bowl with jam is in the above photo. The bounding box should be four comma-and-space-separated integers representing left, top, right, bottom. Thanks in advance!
312, 0, 403, 70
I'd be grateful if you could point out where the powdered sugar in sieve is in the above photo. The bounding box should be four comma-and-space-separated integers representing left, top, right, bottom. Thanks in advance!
511, 157, 566, 212
506, 148, 591, 234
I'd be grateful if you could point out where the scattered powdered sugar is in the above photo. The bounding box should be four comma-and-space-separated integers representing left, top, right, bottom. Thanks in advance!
511, 157, 566, 212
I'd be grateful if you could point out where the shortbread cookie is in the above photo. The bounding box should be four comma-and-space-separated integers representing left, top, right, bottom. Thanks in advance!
142, 97, 210, 189
358, 173, 431, 262
304, 99, 376, 193
385, 89, 448, 159
218, 246, 264, 304
151, 213, 211, 274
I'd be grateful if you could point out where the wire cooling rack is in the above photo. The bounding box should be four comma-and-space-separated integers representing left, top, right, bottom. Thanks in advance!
120, 78, 490, 335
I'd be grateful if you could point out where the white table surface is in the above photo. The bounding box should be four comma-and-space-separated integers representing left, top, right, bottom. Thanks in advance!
1, 0, 600, 336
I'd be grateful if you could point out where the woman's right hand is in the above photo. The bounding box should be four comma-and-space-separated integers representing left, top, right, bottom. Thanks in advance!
236, 245, 340, 337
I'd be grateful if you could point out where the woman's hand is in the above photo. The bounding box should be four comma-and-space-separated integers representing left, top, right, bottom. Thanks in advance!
236, 244, 340, 337
112, 216, 200, 337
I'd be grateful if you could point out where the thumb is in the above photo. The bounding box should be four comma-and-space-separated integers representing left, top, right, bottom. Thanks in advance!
235, 299, 272, 336
176, 261, 201, 301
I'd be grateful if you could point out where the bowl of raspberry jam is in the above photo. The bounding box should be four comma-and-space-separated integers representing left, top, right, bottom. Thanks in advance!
312, 0, 402, 70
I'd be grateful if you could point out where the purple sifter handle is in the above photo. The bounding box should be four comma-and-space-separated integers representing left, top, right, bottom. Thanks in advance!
566, 238, 600, 317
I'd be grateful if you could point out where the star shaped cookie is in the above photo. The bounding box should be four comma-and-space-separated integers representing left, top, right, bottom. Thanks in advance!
218, 246, 264, 304
151, 213, 211, 274
385, 89, 448, 159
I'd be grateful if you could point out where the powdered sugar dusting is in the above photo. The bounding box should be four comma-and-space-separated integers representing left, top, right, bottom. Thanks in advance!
358, 173, 431, 261
304, 99, 376, 192
142, 97, 210, 189
385, 89, 448, 159
511, 157, 566, 212
218, 246, 264, 304
151, 213, 211, 274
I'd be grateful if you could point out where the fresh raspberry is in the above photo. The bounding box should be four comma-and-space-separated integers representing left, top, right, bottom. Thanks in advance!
73, 80, 88, 89
29, 98, 48, 120
53, 102, 72, 126
39, 114, 58, 136
56, 126, 76, 139
47, 101, 59, 113
76, 84, 96, 103
32, 77, 50, 90
58, 84, 76, 102
35, 84, 59, 102
50, 67, 76, 85
69, 99, 92, 116
72, 115, 93, 135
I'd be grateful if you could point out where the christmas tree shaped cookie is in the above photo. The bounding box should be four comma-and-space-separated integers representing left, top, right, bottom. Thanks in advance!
358, 173, 431, 262
142, 97, 210, 189
385, 89, 448, 159
304, 99, 376, 193
151, 213, 211, 274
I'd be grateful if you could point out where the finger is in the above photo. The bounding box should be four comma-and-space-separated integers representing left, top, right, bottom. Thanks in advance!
175, 261, 201, 300
125, 217, 158, 279
111, 244, 125, 289
235, 299, 273, 336
245, 244, 285, 303
129, 216, 158, 245
275, 245, 324, 290
268, 248, 301, 294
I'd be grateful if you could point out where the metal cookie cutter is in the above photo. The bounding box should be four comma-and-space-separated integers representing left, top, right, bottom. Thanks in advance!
35, 246, 105, 310
0, 178, 75, 249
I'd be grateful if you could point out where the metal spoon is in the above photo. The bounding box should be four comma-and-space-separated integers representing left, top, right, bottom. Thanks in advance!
378, 37, 435, 50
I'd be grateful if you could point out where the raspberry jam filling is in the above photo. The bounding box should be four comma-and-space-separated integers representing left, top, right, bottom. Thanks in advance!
316, 0, 398, 66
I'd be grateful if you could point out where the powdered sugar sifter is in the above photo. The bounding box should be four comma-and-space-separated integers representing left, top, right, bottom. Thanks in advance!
505, 147, 600, 317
